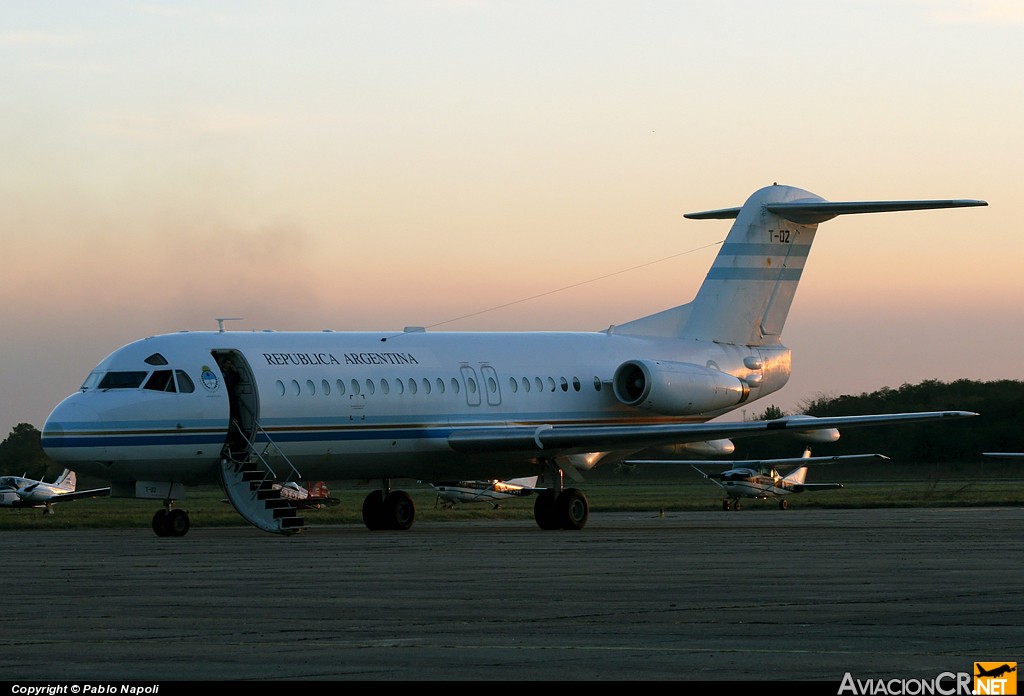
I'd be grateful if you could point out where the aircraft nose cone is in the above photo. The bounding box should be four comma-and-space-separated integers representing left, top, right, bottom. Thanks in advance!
41, 393, 92, 462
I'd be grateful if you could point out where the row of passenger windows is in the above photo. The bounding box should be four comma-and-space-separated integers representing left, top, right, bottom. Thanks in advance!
84, 368, 605, 400
274, 375, 606, 398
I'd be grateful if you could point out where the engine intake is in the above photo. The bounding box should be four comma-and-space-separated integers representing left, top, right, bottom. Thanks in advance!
612, 359, 749, 415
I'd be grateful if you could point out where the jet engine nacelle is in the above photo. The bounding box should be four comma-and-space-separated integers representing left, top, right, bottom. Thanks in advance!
612, 359, 749, 416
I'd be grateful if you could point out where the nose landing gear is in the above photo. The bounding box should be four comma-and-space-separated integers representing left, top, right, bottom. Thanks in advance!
152, 504, 190, 537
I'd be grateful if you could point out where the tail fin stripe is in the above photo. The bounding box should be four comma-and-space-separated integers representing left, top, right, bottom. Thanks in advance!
720, 242, 811, 257
707, 268, 803, 282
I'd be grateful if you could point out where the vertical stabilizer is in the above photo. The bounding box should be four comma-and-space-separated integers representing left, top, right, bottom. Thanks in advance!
53, 469, 75, 491
781, 466, 809, 485
682, 184, 820, 346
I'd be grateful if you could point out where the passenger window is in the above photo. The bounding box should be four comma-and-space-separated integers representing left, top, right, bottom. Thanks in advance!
572, 377, 581, 392
422, 378, 431, 394
560, 377, 568, 392
351, 379, 360, 396
366, 379, 375, 395
175, 370, 195, 393
144, 370, 176, 392
451, 378, 460, 394
336, 379, 346, 396
436, 378, 445, 394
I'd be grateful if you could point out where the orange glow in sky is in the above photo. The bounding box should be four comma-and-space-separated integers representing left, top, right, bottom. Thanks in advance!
1, 1, 1020, 438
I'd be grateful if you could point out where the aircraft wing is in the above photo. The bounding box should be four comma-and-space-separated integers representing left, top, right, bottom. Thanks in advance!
627, 453, 889, 467
49, 487, 111, 502
447, 411, 975, 455
790, 483, 845, 492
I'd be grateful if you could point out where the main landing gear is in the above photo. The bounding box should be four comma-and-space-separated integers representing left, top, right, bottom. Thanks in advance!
359, 471, 591, 531
152, 503, 191, 537
362, 487, 416, 531
533, 487, 589, 530
532, 460, 589, 530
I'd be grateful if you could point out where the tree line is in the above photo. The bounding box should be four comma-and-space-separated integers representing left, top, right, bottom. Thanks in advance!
749, 378, 1024, 462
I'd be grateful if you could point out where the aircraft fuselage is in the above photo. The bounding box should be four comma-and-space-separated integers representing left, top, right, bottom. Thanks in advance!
41, 329, 790, 486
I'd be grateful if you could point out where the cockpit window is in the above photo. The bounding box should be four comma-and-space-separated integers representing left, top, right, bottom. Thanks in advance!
98, 371, 148, 389
175, 370, 195, 393
144, 353, 169, 366
144, 370, 176, 392
81, 371, 104, 391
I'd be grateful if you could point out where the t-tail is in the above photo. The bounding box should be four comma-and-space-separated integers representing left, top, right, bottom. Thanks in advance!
614, 184, 986, 345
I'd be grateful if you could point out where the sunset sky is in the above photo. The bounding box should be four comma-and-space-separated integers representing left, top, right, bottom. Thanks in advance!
2, 1, 1021, 440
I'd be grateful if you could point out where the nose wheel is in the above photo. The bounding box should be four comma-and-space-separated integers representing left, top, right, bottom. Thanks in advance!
152, 506, 191, 537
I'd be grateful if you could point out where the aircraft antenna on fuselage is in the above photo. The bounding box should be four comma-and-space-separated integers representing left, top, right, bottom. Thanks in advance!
215, 317, 244, 333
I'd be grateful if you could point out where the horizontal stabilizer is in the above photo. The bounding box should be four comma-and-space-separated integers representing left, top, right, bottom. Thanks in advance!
52, 487, 110, 502
685, 198, 987, 224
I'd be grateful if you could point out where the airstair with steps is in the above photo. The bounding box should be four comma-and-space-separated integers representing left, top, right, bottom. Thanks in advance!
218, 420, 307, 535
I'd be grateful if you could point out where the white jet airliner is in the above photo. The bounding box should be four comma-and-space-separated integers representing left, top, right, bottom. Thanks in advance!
40, 184, 986, 536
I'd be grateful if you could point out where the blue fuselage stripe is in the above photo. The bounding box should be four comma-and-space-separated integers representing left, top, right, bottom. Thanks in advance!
41, 427, 457, 449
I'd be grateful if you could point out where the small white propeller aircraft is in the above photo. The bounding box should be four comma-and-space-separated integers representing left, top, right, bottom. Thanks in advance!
272, 480, 340, 509
637, 447, 885, 510
39, 184, 985, 536
430, 476, 544, 509
0, 469, 109, 514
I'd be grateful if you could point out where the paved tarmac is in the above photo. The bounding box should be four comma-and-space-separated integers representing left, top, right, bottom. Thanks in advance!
1, 507, 1022, 683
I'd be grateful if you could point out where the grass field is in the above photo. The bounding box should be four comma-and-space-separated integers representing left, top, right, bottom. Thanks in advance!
2, 460, 1022, 531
